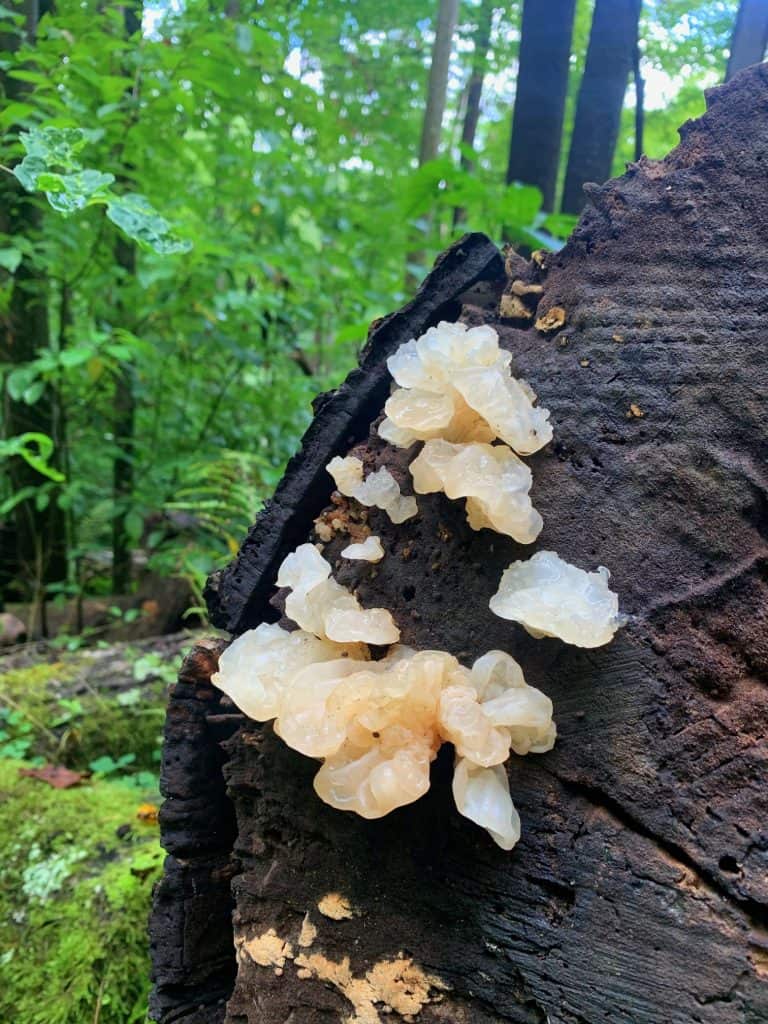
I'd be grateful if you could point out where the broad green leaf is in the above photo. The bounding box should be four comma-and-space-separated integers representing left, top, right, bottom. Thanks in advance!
0, 101, 35, 130
543, 212, 579, 240
0, 247, 22, 273
19, 126, 88, 170
22, 380, 45, 405
36, 168, 115, 213
59, 345, 97, 368
106, 193, 192, 255
13, 154, 47, 192
6, 365, 38, 401
499, 183, 543, 228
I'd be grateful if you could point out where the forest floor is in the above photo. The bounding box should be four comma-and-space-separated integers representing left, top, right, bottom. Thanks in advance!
0, 629, 202, 1024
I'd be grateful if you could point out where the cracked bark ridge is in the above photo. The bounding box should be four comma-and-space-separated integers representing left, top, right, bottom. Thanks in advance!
151, 65, 768, 1023
149, 640, 242, 1024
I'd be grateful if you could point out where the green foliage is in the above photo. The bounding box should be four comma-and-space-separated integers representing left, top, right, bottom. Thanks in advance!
0, 432, 65, 481
1, 655, 165, 774
0, 759, 162, 1024
0, 0, 742, 619
12, 125, 191, 251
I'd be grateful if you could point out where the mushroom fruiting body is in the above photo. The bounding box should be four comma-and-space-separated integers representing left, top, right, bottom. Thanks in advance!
211, 622, 369, 722
212, 579, 554, 848
277, 543, 400, 645
377, 320, 552, 456
489, 550, 621, 648
341, 535, 385, 562
327, 455, 417, 524
409, 439, 543, 543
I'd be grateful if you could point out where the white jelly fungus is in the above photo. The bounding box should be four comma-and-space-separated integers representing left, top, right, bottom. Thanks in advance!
377, 320, 552, 455
409, 439, 543, 543
213, 588, 553, 848
218, 316, 623, 853
489, 549, 621, 648
277, 543, 400, 645
341, 535, 385, 562
327, 455, 418, 523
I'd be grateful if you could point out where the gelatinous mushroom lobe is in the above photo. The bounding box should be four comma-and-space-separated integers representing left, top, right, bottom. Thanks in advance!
489, 550, 621, 648
277, 543, 400, 645
211, 622, 368, 722
410, 439, 543, 543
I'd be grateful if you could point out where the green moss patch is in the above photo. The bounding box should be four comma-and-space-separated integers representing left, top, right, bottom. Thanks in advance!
0, 759, 163, 1024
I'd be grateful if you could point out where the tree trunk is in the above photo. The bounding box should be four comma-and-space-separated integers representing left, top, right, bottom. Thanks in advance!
152, 65, 768, 1024
0, 0, 67, 627
418, 0, 461, 166
726, 0, 768, 80
111, 0, 141, 595
407, 0, 460, 289
111, 235, 136, 595
560, 0, 642, 214
505, 0, 577, 211
633, 34, 644, 160
453, 0, 494, 227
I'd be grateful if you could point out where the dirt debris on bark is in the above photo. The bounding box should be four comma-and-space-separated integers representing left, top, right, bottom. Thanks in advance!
151, 64, 768, 1024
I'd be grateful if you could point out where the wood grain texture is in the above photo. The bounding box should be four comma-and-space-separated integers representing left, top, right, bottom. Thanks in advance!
151, 64, 768, 1024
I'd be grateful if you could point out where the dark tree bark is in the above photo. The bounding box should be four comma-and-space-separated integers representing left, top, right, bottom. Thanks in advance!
505, 0, 576, 212
453, 0, 494, 228
726, 0, 768, 80
561, 0, 642, 214
152, 65, 768, 1024
0, 0, 67, 626
633, 35, 644, 161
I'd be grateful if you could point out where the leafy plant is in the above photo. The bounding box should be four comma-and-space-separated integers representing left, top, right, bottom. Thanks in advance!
9, 126, 191, 253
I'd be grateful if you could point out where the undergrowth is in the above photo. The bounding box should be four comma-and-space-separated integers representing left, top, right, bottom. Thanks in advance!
0, 760, 163, 1024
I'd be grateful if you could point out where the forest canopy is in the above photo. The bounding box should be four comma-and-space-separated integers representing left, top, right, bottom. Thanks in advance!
0, 0, 758, 638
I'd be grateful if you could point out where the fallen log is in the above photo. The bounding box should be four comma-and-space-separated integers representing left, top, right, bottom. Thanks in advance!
150, 64, 768, 1024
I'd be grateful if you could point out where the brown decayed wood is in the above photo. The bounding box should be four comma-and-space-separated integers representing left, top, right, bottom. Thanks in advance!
151, 64, 768, 1023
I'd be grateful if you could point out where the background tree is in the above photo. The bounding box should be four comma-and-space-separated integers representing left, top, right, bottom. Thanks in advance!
726, 0, 768, 79
418, 0, 461, 166
453, 0, 494, 227
0, 0, 67, 635
561, 0, 643, 213
506, 0, 577, 211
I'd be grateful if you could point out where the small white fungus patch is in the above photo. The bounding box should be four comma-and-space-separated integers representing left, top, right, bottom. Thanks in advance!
277, 543, 399, 645
489, 549, 622, 648
341, 535, 384, 562
327, 455, 417, 523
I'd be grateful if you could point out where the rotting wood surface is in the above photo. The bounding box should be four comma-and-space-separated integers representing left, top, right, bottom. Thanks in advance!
151, 64, 768, 1024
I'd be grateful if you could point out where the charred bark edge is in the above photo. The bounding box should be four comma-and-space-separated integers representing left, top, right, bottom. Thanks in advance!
149, 639, 241, 1024
203, 232, 504, 635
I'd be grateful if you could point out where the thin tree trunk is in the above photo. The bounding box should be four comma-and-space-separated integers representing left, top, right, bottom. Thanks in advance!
418, 0, 461, 166
561, 0, 642, 214
111, 1, 141, 595
407, 0, 460, 289
0, 0, 67, 630
633, 36, 644, 161
506, 0, 576, 211
453, 0, 494, 228
725, 0, 768, 80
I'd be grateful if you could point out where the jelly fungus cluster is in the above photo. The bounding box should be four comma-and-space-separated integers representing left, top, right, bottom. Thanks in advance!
214, 321, 622, 849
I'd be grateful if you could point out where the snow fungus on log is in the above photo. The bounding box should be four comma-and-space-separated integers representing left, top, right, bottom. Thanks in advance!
151, 64, 768, 1024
